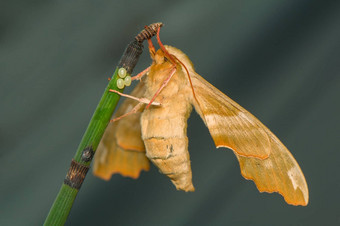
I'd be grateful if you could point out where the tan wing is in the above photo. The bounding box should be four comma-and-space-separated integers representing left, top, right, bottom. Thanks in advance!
190, 72, 308, 205
236, 135, 308, 206
93, 82, 150, 180
191, 73, 270, 159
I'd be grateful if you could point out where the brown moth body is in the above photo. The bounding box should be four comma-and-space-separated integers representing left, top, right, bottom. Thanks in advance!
94, 37, 309, 206
141, 48, 194, 191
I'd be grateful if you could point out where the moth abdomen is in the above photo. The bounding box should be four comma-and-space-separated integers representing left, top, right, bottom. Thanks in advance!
143, 136, 194, 192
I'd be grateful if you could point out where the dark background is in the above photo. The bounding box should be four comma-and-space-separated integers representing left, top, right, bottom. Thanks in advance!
1, 0, 339, 225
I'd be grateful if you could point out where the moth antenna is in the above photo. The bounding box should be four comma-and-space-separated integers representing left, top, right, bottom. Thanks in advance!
156, 26, 177, 64
156, 27, 198, 103
171, 54, 198, 103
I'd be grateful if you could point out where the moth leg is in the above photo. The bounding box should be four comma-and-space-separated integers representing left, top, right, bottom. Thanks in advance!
146, 66, 177, 109
109, 89, 161, 106
147, 38, 156, 59
131, 66, 150, 81
110, 102, 144, 122
144, 26, 179, 109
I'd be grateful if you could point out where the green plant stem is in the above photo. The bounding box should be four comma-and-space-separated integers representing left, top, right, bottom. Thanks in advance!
45, 184, 78, 225
44, 22, 162, 225
44, 67, 125, 225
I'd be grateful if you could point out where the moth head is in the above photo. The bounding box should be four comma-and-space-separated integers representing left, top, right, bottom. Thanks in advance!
154, 48, 167, 65
154, 45, 195, 72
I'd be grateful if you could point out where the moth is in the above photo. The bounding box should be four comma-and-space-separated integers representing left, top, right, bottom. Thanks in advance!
93, 28, 309, 206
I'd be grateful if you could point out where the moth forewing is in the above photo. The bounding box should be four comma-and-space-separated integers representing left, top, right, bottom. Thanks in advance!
236, 133, 309, 206
164, 46, 308, 205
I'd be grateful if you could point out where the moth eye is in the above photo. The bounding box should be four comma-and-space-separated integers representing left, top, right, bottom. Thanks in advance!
124, 75, 131, 86
163, 57, 169, 62
118, 67, 127, 78
117, 78, 125, 89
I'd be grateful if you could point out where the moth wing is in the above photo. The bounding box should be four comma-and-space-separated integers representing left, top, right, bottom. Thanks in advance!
93, 82, 150, 180
236, 135, 309, 206
191, 72, 308, 205
191, 73, 270, 159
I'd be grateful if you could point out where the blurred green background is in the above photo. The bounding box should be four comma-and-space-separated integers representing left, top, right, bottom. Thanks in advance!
1, 0, 339, 225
